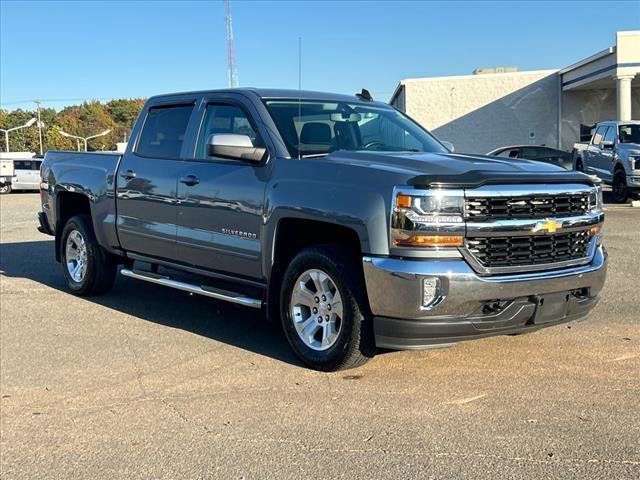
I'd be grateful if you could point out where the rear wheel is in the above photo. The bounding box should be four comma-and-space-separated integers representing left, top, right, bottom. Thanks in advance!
60, 215, 117, 296
0, 183, 11, 194
612, 170, 629, 203
280, 245, 375, 371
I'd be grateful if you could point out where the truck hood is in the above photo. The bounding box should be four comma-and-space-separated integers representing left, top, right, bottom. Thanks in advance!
617, 143, 640, 156
323, 151, 595, 188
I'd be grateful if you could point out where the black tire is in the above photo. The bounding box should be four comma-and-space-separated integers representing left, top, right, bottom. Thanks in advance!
612, 169, 629, 204
60, 215, 117, 296
575, 159, 584, 172
0, 183, 11, 194
280, 245, 375, 371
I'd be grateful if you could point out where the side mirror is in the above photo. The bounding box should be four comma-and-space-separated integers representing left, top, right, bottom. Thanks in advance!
601, 140, 614, 149
441, 140, 455, 152
206, 134, 266, 162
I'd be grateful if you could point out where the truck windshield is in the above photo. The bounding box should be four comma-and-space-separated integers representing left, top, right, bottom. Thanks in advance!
264, 100, 448, 158
618, 124, 640, 144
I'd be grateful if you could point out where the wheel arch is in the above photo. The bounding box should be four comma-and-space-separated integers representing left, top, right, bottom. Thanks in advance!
264, 217, 364, 323
613, 161, 627, 174
54, 191, 91, 262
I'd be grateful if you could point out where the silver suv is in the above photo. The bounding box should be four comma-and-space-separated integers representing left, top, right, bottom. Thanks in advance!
574, 120, 640, 202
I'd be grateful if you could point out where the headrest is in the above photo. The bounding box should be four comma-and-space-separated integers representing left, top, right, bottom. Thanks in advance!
300, 122, 332, 144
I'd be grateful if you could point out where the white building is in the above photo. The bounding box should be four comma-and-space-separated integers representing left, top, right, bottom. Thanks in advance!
390, 31, 640, 153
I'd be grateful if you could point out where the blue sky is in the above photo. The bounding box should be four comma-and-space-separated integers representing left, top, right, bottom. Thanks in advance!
1, 0, 638, 110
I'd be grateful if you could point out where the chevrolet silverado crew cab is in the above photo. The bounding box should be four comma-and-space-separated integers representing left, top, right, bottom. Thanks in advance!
573, 120, 640, 203
38, 89, 607, 371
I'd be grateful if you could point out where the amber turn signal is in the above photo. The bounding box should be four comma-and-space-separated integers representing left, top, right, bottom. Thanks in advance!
396, 194, 412, 209
589, 226, 600, 235
394, 235, 464, 247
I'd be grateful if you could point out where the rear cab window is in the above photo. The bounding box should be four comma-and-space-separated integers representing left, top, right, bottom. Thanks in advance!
135, 104, 194, 158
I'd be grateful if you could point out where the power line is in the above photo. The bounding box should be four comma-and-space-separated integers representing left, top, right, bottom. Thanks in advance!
0, 96, 145, 108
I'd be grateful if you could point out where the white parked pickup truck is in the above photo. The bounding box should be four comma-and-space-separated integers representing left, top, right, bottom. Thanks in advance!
573, 120, 640, 203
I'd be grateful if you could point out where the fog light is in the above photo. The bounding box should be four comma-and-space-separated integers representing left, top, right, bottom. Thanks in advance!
422, 277, 440, 307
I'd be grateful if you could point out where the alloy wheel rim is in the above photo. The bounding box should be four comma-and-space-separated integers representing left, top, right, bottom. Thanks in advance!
290, 268, 343, 351
65, 230, 88, 283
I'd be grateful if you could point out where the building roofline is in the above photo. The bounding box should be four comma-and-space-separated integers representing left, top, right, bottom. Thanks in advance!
616, 30, 640, 36
558, 47, 615, 75
389, 81, 405, 104
394, 69, 558, 86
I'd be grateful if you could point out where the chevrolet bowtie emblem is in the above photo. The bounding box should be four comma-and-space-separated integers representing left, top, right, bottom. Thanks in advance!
533, 219, 561, 233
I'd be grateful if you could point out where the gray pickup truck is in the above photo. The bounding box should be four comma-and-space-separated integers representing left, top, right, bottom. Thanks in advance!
573, 120, 640, 203
38, 88, 607, 371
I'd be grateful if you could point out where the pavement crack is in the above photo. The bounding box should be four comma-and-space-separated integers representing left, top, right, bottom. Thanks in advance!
118, 324, 147, 397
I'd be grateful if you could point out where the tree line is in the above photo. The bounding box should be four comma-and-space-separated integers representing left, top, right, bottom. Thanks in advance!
0, 98, 146, 153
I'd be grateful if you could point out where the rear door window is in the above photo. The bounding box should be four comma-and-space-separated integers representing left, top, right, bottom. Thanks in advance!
521, 147, 543, 159
136, 105, 194, 158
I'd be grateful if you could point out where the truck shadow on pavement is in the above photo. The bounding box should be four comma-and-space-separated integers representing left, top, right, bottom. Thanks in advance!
0, 240, 301, 368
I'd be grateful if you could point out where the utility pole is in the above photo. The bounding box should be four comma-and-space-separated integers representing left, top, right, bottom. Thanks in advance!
225, 0, 239, 88
34, 100, 44, 155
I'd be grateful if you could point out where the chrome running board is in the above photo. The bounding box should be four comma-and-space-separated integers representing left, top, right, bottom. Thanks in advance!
120, 268, 262, 309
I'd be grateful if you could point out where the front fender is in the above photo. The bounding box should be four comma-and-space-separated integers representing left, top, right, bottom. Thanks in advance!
261, 158, 400, 278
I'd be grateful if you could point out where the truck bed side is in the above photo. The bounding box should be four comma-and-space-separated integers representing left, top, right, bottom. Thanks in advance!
41, 150, 123, 258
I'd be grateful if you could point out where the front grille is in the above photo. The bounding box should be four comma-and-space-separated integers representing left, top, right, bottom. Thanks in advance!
465, 193, 589, 221
465, 230, 593, 268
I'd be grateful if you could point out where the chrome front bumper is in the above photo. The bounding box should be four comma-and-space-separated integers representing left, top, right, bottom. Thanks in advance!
627, 174, 640, 188
362, 245, 607, 349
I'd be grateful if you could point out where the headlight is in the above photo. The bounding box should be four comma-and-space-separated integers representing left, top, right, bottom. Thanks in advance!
391, 188, 465, 248
629, 155, 640, 170
588, 185, 603, 213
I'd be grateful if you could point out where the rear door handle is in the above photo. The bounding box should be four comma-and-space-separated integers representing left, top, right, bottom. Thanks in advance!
121, 170, 136, 180
180, 174, 200, 187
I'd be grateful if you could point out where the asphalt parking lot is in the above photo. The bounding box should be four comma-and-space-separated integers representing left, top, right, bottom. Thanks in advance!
0, 192, 638, 479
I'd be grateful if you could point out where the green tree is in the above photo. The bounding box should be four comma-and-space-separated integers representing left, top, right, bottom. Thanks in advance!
45, 127, 75, 151
2, 109, 40, 153
1, 98, 146, 153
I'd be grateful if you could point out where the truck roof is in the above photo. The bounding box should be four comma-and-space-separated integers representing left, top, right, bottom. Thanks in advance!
147, 88, 387, 105
595, 120, 640, 126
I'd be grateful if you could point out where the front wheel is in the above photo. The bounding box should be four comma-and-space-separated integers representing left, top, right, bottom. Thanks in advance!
0, 183, 11, 194
612, 170, 630, 203
60, 215, 117, 296
280, 245, 375, 371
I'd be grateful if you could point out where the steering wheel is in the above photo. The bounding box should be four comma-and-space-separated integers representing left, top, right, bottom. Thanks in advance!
362, 140, 385, 150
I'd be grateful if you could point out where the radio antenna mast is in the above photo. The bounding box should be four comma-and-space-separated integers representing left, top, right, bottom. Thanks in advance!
298, 36, 302, 159
225, 0, 239, 88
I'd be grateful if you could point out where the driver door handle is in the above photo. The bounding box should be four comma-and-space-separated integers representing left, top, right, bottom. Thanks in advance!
120, 170, 136, 180
180, 174, 200, 187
